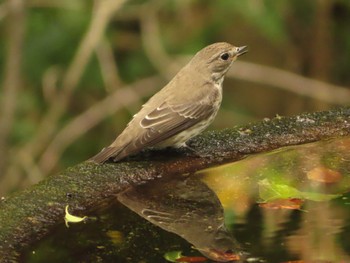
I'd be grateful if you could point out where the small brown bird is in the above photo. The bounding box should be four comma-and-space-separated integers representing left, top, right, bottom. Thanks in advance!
91, 42, 248, 163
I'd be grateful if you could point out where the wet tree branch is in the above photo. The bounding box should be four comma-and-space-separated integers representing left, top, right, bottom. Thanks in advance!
1, 107, 350, 261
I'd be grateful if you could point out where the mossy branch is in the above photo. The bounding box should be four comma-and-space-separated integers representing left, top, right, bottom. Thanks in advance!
1, 107, 350, 260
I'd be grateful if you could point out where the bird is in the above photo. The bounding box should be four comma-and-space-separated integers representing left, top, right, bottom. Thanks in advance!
91, 42, 248, 163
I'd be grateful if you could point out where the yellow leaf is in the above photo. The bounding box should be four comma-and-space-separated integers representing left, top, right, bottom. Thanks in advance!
64, 205, 87, 227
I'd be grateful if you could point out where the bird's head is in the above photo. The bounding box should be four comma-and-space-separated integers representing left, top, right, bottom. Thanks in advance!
190, 42, 248, 83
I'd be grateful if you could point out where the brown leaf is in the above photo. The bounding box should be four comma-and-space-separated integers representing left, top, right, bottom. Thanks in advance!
259, 198, 304, 210
176, 256, 208, 262
280, 261, 304, 263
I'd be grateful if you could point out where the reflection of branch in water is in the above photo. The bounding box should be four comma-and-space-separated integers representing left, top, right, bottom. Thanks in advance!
118, 176, 242, 262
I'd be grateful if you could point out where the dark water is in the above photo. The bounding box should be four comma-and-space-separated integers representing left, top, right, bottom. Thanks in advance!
23, 137, 350, 263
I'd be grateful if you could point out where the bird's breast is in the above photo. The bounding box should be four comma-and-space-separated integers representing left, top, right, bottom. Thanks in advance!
210, 82, 223, 108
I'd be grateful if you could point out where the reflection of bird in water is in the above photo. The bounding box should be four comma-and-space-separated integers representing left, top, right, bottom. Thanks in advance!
117, 176, 243, 262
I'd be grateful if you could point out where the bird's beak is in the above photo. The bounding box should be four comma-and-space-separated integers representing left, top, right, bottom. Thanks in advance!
236, 46, 248, 57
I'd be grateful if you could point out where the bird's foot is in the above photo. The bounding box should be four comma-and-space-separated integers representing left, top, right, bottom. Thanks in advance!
177, 143, 212, 159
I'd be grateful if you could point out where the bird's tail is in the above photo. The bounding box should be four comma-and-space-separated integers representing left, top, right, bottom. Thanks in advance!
90, 146, 120, 163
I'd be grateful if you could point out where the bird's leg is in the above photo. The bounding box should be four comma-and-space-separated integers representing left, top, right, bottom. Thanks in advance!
178, 143, 212, 158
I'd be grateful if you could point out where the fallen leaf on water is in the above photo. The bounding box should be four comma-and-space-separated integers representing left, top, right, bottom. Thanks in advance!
259, 179, 301, 201
164, 251, 183, 262
201, 248, 240, 262
176, 256, 207, 262
164, 251, 208, 263
280, 261, 304, 263
259, 198, 303, 210
64, 205, 87, 227
307, 166, 342, 183
259, 179, 341, 202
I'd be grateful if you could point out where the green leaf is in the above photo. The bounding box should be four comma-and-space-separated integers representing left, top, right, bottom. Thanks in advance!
164, 250, 183, 262
259, 179, 341, 202
259, 179, 300, 201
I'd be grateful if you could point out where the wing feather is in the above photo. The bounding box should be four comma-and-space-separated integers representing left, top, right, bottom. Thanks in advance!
119, 102, 213, 155
91, 101, 214, 162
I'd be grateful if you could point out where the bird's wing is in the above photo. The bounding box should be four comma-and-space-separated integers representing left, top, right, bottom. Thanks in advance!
91, 101, 214, 163
140, 101, 210, 129
136, 101, 213, 144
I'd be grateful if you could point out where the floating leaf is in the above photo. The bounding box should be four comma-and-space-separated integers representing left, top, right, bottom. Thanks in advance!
176, 256, 207, 262
281, 261, 305, 263
259, 179, 340, 202
259, 179, 300, 201
164, 251, 183, 262
202, 249, 241, 262
164, 251, 208, 263
64, 205, 87, 227
259, 198, 303, 210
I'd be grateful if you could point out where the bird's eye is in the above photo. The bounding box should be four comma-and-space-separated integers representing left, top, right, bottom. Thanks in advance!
220, 53, 230, 61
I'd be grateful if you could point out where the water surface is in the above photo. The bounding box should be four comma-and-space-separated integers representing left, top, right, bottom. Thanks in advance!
24, 137, 350, 262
